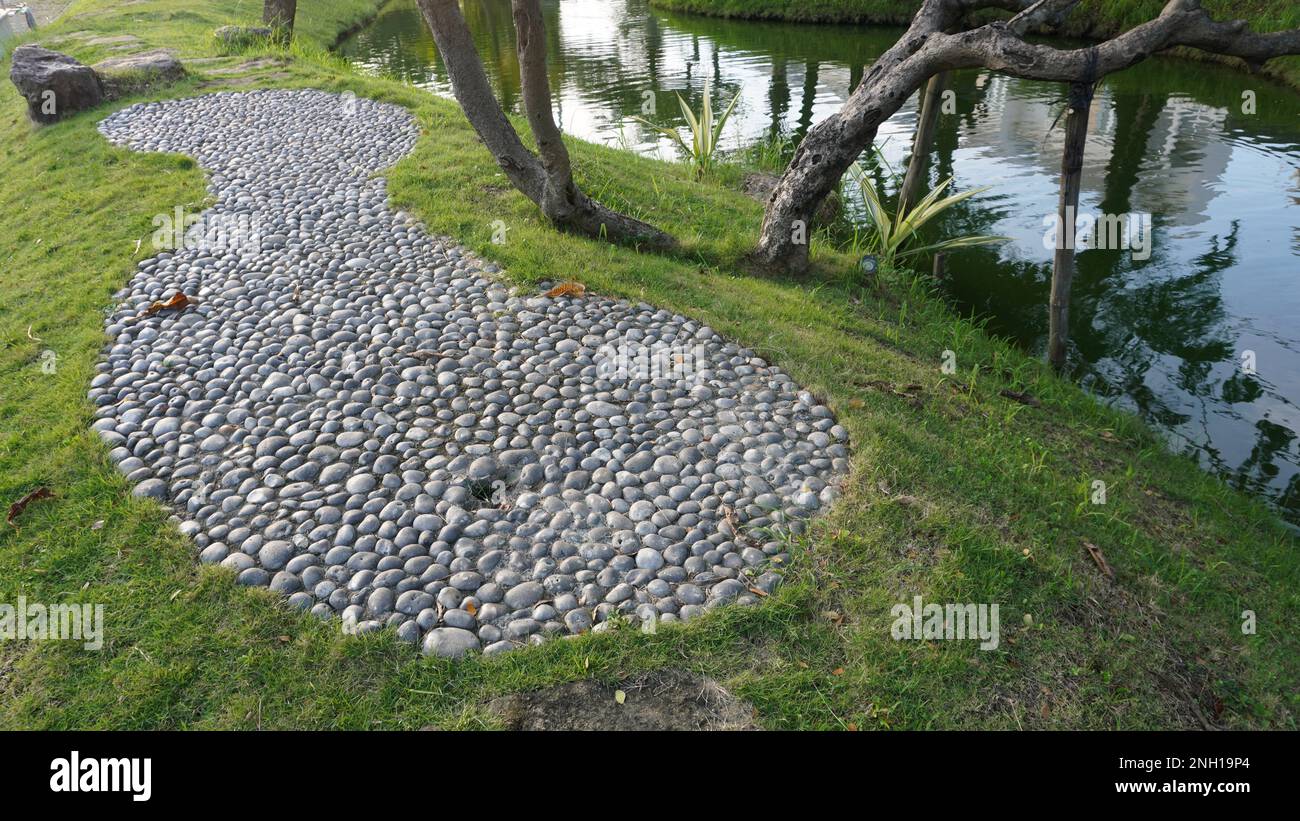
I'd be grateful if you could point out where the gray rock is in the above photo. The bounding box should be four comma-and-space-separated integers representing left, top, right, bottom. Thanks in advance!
93, 50, 184, 99
422, 627, 481, 658
635, 547, 665, 571
502, 580, 544, 610
213, 25, 275, 48
8, 46, 103, 124
564, 608, 593, 634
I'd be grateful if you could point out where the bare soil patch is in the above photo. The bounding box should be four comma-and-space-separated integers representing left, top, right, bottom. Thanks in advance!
488, 670, 758, 731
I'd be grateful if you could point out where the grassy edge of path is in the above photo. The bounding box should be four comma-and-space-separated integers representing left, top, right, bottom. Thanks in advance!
0, 0, 1295, 729
649, 0, 1300, 89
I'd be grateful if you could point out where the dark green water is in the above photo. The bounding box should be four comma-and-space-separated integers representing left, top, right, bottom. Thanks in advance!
341, 0, 1300, 524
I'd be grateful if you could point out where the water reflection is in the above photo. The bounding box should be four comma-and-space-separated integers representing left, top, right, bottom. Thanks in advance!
341, 0, 1300, 523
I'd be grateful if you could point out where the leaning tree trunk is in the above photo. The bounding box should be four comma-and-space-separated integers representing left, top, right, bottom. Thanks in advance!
754, 0, 1300, 274
898, 71, 947, 214
415, 0, 674, 249
754, 0, 957, 272
1046, 81, 1094, 370
263, 0, 296, 38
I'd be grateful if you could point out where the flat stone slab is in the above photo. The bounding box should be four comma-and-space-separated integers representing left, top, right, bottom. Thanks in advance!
83, 34, 141, 47
93, 89, 847, 657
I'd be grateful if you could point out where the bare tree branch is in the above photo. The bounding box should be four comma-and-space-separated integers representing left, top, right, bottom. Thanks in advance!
756, 0, 1300, 270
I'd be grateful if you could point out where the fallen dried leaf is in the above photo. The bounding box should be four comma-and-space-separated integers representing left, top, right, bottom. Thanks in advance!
544, 281, 586, 298
893, 494, 920, 507
613, 689, 626, 705
999, 388, 1041, 407
7, 486, 54, 526
139, 292, 195, 318
464, 600, 478, 617
831, 667, 845, 676
1083, 541, 1114, 578
91, 519, 105, 530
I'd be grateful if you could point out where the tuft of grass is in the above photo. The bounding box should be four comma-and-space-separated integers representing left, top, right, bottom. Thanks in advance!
0, 0, 1295, 730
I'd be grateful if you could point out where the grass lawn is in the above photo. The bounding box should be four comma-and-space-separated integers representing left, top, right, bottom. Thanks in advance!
0, 0, 1295, 729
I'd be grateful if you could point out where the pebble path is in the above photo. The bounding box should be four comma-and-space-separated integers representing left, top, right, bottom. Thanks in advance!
91, 89, 847, 657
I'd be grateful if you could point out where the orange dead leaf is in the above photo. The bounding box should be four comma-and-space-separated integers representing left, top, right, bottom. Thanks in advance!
7, 486, 54, 526
544, 281, 586, 298
464, 600, 478, 617
139, 292, 196, 318
831, 667, 845, 676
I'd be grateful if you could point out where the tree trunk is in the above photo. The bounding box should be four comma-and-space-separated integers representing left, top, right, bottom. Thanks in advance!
1047, 81, 1094, 370
510, 0, 673, 246
263, 0, 296, 37
754, 67, 927, 272
754, 0, 1300, 274
898, 71, 947, 214
754, 1, 957, 272
415, 0, 673, 249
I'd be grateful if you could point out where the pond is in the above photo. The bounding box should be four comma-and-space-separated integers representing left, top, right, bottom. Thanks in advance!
341, 0, 1300, 525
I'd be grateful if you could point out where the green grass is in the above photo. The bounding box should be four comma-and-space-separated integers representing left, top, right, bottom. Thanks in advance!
0, 0, 1296, 729
650, 0, 1300, 88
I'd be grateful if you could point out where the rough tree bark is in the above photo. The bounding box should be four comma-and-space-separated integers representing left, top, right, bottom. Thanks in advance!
415, 0, 674, 248
1046, 81, 1095, 370
262, 0, 297, 38
756, 0, 1300, 272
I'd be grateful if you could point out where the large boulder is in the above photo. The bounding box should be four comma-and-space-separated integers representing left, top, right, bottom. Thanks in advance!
213, 25, 275, 49
8, 45, 104, 124
93, 49, 185, 99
